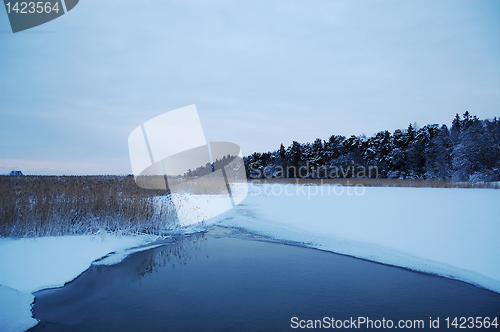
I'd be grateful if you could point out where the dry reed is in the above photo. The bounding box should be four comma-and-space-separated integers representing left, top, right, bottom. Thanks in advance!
0, 175, 176, 237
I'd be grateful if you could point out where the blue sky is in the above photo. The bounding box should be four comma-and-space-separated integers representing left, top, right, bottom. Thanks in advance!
1, 0, 499, 174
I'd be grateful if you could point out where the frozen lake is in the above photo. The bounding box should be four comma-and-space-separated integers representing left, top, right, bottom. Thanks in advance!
30, 227, 500, 331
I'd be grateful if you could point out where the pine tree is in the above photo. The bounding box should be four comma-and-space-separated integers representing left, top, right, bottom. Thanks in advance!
451, 113, 461, 143
406, 123, 416, 143
279, 144, 286, 161
287, 141, 302, 172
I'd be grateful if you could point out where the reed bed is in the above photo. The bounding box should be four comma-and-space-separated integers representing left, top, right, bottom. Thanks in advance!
0, 175, 176, 237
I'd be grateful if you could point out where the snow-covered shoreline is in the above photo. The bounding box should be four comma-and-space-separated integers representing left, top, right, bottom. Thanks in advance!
209, 183, 500, 293
0, 234, 156, 331
1, 183, 498, 331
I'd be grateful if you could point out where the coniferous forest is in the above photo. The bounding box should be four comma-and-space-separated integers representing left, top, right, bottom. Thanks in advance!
244, 112, 500, 182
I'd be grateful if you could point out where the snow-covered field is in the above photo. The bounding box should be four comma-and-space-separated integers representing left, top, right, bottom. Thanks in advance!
0, 234, 156, 331
1, 183, 498, 331
210, 183, 500, 293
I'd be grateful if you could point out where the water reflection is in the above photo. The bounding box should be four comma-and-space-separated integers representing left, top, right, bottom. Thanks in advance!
137, 233, 208, 277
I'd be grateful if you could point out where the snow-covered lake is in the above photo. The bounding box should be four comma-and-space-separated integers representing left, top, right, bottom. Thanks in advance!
0, 183, 498, 331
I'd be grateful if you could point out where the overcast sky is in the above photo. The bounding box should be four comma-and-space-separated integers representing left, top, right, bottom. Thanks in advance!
1, 0, 499, 175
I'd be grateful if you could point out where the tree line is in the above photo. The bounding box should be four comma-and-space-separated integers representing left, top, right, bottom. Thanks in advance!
244, 112, 500, 182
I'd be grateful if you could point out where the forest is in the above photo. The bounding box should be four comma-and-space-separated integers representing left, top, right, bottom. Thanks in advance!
244, 112, 500, 182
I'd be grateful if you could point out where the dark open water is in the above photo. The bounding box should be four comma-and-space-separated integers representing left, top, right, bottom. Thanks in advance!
30, 227, 500, 331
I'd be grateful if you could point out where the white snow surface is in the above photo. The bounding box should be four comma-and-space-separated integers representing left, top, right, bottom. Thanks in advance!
0, 234, 153, 293
201, 183, 500, 293
0, 234, 154, 331
0, 286, 37, 332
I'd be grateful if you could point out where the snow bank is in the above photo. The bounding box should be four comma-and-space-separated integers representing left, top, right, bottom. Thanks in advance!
0, 286, 37, 332
0, 234, 153, 293
0, 234, 154, 331
93, 242, 165, 266
170, 194, 233, 226
206, 183, 500, 293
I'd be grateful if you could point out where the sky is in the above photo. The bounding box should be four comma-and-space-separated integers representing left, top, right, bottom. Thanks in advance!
1, 0, 499, 175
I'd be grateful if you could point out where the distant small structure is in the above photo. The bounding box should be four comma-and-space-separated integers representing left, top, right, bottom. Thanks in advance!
9, 170, 23, 176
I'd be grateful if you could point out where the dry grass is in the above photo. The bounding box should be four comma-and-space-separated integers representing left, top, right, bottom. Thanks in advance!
248, 178, 500, 189
0, 175, 176, 237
